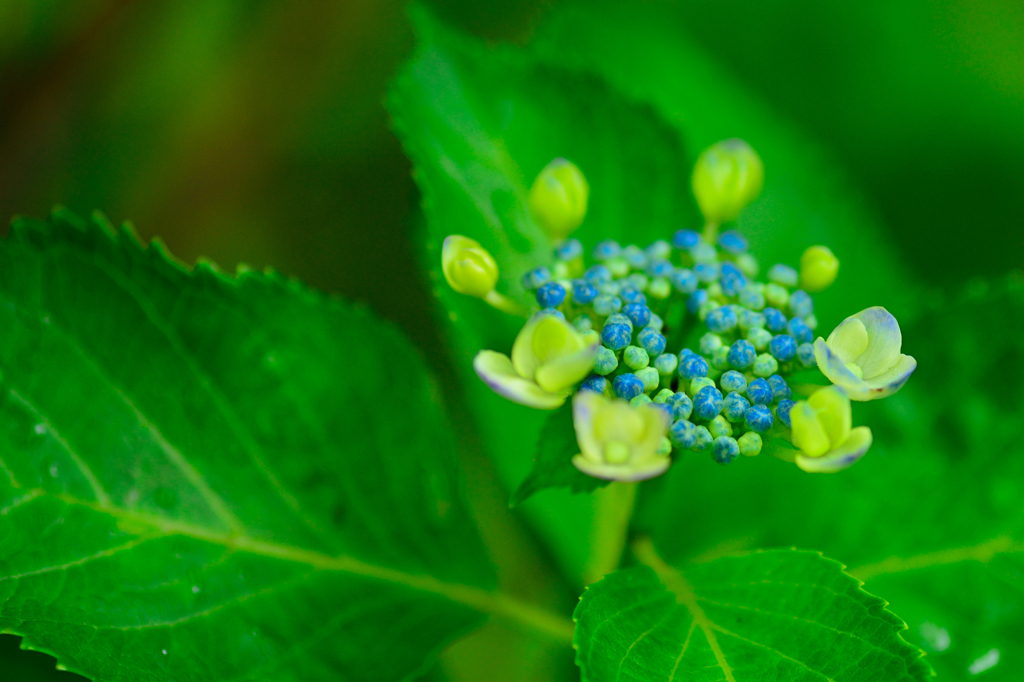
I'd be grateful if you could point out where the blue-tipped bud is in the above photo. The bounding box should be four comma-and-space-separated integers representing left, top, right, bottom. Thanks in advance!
536, 282, 566, 308
709, 415, 733, 438
796, 342, 816, 368
606, 312, 633, 330
580, 375, 608, 394
585, 264, 612, 284
738, 309, 766, 331
699, 332, 724, 356
593, 240, 621, 261
623, 244, 648, 270
654, 353, 678, 378
710, 346, 732, 371
768, 334, 797, 361
753, 353, 779, 378
670, 419, 697, 448
624, 345, 650, 370
593, 347, 619, 376
767, 375, 792, 401
738, 431, 763, 457
668, 392, 694, 420
687, 289, 709, 314
572, 280, 598, 305
767, 263, 799, 288
728, 340, 756, 369
718, 230, 749, 254
672, 269, 698, 294
776, 399, 796, 428
623, 302, 652, 328
613, 373, 644, 400
522, 266, 552, 290
705, 306, 739, 333
720, 370, 747, 394
744, 404, 774, 433
672, 229, 700, 249
693, 426, 713, 452
691, 241, 718, 264
638, 327, 667, 356
601, 323, 632, 351
593, 294, 622, 316
694, 262, 719, 284
763, 307, 788, 333
646, 239, 672, 260
573, 314, 594, 333
723, 392, 751, 423
693, 385, 724, 420
555, 238, 583, 261
720, 269, 747, 297
537, 308, 565, 320
679, 354, 710, 379
787, 317, 813, 344
747, 327, 773, 352
739, 287, 766, 311
647, 259, 674, 278
712, 436, 741, 464
747, 378, 773, 405
789, 290, 813, 318
647, 313, 665, 332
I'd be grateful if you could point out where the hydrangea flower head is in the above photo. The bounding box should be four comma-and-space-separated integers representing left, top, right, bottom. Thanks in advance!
814, 307, 917, 401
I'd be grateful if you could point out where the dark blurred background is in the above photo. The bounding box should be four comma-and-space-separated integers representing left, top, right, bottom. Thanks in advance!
1, 0, 1022, 679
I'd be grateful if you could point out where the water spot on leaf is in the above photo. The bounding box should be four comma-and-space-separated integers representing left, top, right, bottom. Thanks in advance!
968, 648, 999, 675
919, 621, 951, 652
191, 586, 200, 594
33, 424, 45, 435
48, 463, 58, 478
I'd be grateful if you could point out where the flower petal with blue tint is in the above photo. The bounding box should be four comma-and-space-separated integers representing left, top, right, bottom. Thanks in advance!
473, 351, 566, 409
796, 426, 873, 473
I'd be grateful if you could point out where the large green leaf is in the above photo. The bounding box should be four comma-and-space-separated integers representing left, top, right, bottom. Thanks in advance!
574, 540, 931, 682
638, 276, 1024, 679
0, 210, 570, 681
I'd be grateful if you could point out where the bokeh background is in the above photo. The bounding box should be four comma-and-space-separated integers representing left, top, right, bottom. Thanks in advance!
1, 0, 1022, 679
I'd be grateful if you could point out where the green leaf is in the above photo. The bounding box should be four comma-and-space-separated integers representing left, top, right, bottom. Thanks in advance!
509, 403, 608, 508
638, 275, 1024, 679
0, 210, 571, 681
574, 540, 931, 682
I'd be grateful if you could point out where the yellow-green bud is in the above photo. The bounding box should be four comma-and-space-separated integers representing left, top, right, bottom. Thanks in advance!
442, 235, 499, 298
800, 245, 839, 293
691, 139, 764, 224
529, 158, 589, 239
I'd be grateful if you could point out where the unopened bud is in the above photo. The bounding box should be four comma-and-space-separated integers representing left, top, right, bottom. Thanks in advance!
800, 245, 839, 293
692, 139, 764, 224
442, 235, 498, 298
529, 158, 589, 239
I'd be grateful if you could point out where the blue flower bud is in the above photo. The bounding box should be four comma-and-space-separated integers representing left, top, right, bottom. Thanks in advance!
763, 307, 788, 333
651, 403, 673, 421
709, 415, 733, 438
765, 283, 789, 309
623, 302, 652, 328
698, 300, 720, 321
537, 308, 565, 320
593, 294, 622, 316
670, 419, 697, 448
720, 370, 747, 394
693, 426, 713, 452
738, 287, 766, 311
687, 289, 709, 314
768, 334, 797, 361
767, 374, 792, 401
624, 345, 650, 370
752, 353, 779, 378
601, 323, 632, 351
593, 240, 621, 261
728, 340, 756, 369
522, 267, 552, 290
776, 399, 796, 428
796, 342, 816, 368
721, 270, 747, 297
620, 286, 647, 305
555, 238, 583, 261
710, 346, 732, 371
747, 327, 773, 352
572, 280, 599, 305
747, 378, 773, 405
672, 229, 700, 249
705, 306, 739, 333
647, 259, 674, 279
744, 404, 774, 433
789, 289, 813, 318
693, 385, 724, 420
580, 375, 609, 394
738, 431, 763, 457
668, 392, 694, 420
738, 309, 766, 331
636, 367, 661, 392
767, 263, 799, 288
606, 312, 634, 331
638, 327, 667, 356
690, 376, 715, 396
713, 436, 740, 464
573, 314, 594, 332
699, 332, 724, 356
654, 353, 678, 378
787, 317, 813, 344
718, 230, 749, 254
672, 269, 698, 294
585, 264, 612, 284
654, 388, 675, 403
679, 354, 709, 379
613, 373, 644, 400
623, 244, 648, 270
593, 347, 618, 375
694, 262, 719, 284
647, 278, 671, 300
536, 282, 567, 308
723, 392, 751, 423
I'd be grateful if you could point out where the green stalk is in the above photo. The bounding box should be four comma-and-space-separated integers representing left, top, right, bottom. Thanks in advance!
581, 481, 638, 584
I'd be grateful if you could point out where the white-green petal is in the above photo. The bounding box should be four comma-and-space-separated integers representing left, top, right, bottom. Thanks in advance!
851, 307, 903, 377
571, 454, 671, 482
473, 350, 565, 409
536, 343, 599, 393
572, 391, 604, 463
796, 426, 873, 473
824, 317, 868, 364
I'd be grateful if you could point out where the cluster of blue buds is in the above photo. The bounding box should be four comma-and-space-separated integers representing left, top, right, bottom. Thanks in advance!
447, 143, 917, 482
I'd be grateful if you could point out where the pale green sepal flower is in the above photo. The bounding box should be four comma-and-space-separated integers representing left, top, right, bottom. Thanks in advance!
813, 306, 917, 401
790, 386, 873, 473
571, 392, 671, 481
474, 314, 598, 409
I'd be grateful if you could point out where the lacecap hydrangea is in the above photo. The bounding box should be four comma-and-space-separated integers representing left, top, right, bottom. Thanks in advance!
443, 144, 917, 482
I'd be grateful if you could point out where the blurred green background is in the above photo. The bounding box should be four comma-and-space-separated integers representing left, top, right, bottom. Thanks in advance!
1, 0, 1022, 679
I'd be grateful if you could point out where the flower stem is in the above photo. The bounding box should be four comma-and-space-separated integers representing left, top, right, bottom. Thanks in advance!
702, 221, 719, 244
484, 290, 531, 317
581, 481, 638, 584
